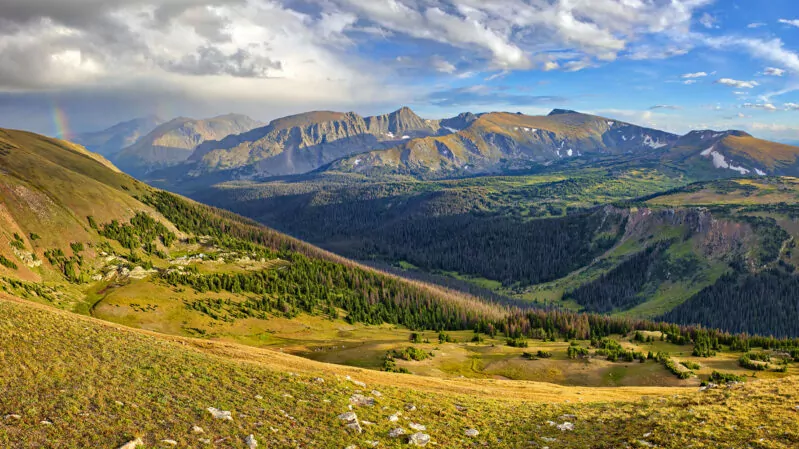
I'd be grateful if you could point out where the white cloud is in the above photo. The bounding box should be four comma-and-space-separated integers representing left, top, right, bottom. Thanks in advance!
785, 103, 799, 111
747, 22, 766, 29
717, 78, 759, 89
432, 57, 457, 74
778, 19, 799, 28
699, 13, 717, 29
484, 70, 509, 81
742, 103, 778, 111
683, 79, 698, 85
542, 61, 559, 71
763, 67, 786, 76
682, 71, 708, 78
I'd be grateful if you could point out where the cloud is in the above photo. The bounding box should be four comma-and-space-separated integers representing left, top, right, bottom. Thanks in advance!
682, 72, 708, 78
683, 79, 698, 85
763, 67, 786, 76
484, 70, 509, 81
699, 13, 717, 29
432, 57, 457, 74
747, 22, 766, 29
649, 105, 681, 110
778, 19, 799, 28
785, 103, 799, 111
742, 103, 778, 111
717, 78, 759, 89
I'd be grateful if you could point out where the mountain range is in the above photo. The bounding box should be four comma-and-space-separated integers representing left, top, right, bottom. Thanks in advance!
74, 107, 799, 188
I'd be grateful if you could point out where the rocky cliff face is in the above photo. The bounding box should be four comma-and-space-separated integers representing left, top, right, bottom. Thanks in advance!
331, 110, 679, 177
188, 107, 445, 178
113, 114, 262, 177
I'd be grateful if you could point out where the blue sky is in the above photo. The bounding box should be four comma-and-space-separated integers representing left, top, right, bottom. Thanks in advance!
2, 0, 799, 142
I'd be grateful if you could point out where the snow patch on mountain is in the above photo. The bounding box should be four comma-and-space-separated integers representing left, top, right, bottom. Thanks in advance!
643, 135, 667, 149
702, 147, 750, 174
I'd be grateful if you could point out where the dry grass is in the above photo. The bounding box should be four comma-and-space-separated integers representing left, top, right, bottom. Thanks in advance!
2, 294, 798, 448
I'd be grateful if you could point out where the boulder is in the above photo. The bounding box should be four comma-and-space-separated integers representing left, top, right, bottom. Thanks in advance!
388, 428, 406, 438
245, 434, 258, 448
409, 423, 426, 431
557, 422, 574, 431
465, 429, 479, 437
192, 425, 205, 434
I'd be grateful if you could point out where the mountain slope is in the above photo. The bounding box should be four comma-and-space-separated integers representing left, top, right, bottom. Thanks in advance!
661, 130, 799, 178
114, 114, 262, 177
184, 107, 445, 178
329, 109, 678, 177
73, 115, 164, 158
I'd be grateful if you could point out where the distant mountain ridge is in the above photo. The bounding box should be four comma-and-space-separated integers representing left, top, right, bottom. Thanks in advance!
73, 115, 164, 158
113, 114, 263, 177
186, 107, 454, 178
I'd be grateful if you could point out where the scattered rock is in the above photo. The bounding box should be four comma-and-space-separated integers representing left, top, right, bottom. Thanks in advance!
40, 420, 53, 426
559, 414, 576, 420
346, 376, 367, 388
408, 433, 431, 446
338, 411, 362, 434
313, 377, 325, 383
115, 401, 125, 407
465, 429, 479, 437
192, 426, 205, 434
199, 438, 211, 445
350, 394, 376, 407
541, 437, 557, 443
3, 414, 21, 420
371, 390, 382, 397
388, 428, 406, 438
404, 404, 417, 412
207, 407, 233, 421
409, 423, 426, 431
557, 422, 574, 432
366, 441, 379, 447
388, 412, 401, 422
345, 446, 357, 449
160, 440, 178, 446
454, 404, 467, 412
245, 434, 258, 448
637, 440, 654, 448
361, 420, 375, 426
255, 395, 263, 400
118, 438, 144, 449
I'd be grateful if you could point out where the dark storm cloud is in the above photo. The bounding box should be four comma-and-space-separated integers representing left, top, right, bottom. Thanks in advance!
165, 46, 283, 77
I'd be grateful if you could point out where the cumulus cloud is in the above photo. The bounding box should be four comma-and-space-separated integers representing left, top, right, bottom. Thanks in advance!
717, 78, 759, 89
778, 19, 799, 28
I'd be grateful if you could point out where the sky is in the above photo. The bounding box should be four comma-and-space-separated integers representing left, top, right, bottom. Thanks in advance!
2, 0, 799, 142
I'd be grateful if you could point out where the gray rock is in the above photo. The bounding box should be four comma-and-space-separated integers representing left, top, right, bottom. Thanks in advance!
388, 412, 401, 422
465, 428, 479, 437
245, 434, 258, 448
338, 411, 362, 434
350, 394, 376, 407
192, 425, 205, 434
409, 423, 426, 431
408, 433, 431, 446
404, 404, 417, 412
160, 440, 178, 446
388, 428, 406, 438
3, 414, 21, 420
556, 422, 574, 431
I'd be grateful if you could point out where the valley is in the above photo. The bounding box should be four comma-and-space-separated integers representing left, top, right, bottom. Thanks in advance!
2, 114, 799, 447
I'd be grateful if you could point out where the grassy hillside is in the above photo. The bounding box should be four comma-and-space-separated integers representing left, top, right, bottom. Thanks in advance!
3, 294, 799, 448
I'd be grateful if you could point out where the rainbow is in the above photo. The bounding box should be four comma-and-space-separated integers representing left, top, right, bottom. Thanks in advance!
51, 103, 72, 141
